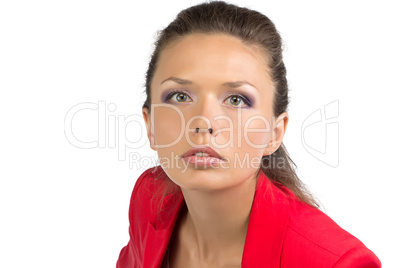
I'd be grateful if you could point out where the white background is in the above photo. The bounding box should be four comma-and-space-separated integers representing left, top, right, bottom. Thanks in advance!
1, 0, 401, 267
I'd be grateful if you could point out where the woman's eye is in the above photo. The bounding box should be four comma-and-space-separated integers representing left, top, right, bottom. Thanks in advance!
168, 92, 190, 103
225, 95, 250, 107
166, 91, 251, 108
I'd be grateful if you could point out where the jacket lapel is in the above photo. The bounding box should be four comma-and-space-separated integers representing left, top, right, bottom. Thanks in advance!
143, 190, 185, 268
241, 171, 290, 267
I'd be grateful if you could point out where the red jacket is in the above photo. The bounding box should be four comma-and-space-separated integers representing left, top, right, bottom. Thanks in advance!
117, 166, 381, 267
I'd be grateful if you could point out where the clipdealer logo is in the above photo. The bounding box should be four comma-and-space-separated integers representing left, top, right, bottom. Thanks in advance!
64, 99, 340, 169
301, 100, 339, 167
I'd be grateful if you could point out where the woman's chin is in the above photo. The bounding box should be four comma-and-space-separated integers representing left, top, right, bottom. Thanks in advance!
165, 168, 256, 192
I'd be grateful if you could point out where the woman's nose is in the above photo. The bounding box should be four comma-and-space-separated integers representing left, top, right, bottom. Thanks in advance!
193, 94, 220, 122
195, 128, 213, 134
186, 94, 220, 143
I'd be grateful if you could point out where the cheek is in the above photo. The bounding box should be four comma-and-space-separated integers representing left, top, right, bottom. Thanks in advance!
153, 106, 184, 145
241, 116, 272, 151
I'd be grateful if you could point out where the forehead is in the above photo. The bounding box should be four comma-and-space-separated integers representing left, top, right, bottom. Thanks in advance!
159, 33, 269, 73
153, 33, 273, 88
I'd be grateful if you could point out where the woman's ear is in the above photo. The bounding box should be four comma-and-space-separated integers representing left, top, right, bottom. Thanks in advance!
263, 112, 289, 156
142, 107, 157, 151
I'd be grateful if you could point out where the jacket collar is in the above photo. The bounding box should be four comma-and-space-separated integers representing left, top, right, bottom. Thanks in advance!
143, 170, 290, 268
241, 171, 290, 267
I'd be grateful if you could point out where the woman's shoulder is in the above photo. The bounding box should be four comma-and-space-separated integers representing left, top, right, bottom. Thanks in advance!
129, 167, 166, 212
130, 167, 162, 199
128, 167, 156, 209
129, 166, 182, 224
273, 182, 381, 267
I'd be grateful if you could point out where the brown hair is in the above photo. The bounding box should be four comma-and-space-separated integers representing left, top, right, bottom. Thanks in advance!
143, 1, 319, 208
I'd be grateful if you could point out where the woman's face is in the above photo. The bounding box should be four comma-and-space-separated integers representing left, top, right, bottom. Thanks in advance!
143, 33, 287, 191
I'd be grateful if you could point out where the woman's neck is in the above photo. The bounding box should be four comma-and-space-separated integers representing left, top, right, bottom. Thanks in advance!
178, 171, 258, 263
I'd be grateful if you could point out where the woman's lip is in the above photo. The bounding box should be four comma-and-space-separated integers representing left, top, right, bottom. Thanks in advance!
181, 146, 222, 159
182, 155, 224, 167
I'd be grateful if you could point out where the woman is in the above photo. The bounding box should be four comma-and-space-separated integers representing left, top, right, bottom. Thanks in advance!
117, 1, 381, 267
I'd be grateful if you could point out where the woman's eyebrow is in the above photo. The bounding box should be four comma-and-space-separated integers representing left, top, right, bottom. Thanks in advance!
160, 76, 256, 89
160, 77, 192, 85
222, 81, 257, 89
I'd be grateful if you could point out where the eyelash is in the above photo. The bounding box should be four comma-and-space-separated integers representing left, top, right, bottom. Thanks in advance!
164, 90, 252, 108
